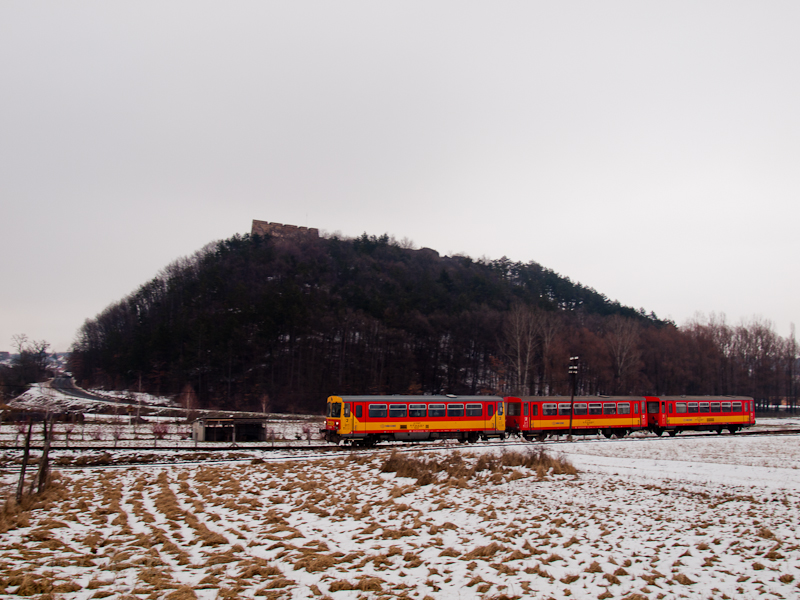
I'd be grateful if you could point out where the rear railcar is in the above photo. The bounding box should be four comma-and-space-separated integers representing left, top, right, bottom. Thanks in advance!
508, 396, 648, 440
647, 396, 755, 436
323, 395, 506, 446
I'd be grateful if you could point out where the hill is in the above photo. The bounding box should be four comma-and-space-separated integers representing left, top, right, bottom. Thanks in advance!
68, 230, 794, 413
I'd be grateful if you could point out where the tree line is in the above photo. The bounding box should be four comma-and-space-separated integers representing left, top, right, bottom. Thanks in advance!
68, 232, 798, 414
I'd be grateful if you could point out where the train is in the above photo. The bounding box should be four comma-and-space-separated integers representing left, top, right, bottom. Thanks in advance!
322, 394, 755, 446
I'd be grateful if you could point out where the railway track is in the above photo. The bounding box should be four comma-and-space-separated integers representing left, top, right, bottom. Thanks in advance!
0, 426, 797, 471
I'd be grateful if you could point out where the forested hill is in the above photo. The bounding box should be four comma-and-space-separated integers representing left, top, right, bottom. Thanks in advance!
70, 231, 793, 414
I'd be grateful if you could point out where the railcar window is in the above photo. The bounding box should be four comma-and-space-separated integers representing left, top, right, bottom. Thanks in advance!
466, 404, 483, 417
589, 403, 602, 415
409, 404, 426, 418
447, 404, 464, 417
710, 402, 720, 413
344, 403, 351, 418
531, 403, 538, 416
618, 403, 630, 415
688, 403, 698, 414
699, 402, 709, 412
676, 403, 687, 413
634, 403, 638, 414
498, 402, 503, 416
429, 404, 446, 417
368, 404, 387, 418
389, 404, 407, 418
558, 404, 572, 416
647, 402, 660, 414
574, 403, 587, 415
543, 403, 557, 416
488, 404, 494, 418
523, 403, 528, 416
733, 402, 742, 412
603, 403, 616, 415
356, 405, 362, 418
507, 402, 521, 416
722, 402, 731, 412
668, 404, 673, 414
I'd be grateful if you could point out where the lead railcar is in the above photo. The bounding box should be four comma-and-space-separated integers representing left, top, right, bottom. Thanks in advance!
323, 395, 506, 446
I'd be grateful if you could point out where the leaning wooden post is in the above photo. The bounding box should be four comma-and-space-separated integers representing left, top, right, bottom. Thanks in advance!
16, 420, 33, 503
36, 416, 53, 494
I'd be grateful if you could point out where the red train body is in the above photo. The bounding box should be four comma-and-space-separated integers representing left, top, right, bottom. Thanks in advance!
506, 395, 754, 440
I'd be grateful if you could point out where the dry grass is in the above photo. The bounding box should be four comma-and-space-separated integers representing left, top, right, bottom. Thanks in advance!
380, 448, 577, 487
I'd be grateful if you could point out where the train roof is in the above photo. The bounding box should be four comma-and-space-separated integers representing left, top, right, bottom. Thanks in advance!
654, 395, 754, 401
512, 396, 646, 401
329, 395, 502, 401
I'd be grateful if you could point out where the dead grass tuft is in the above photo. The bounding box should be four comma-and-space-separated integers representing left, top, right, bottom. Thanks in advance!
585, 561, 603, 573
463, 542, 506, 560
757, 527, 775, 539
163, 586, 198, 599
673, 573, 695, 585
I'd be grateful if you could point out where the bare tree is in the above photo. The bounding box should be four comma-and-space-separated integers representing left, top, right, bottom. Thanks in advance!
604, 315, 641, 394
503, 304, 541, 394
538, 310, 563, 395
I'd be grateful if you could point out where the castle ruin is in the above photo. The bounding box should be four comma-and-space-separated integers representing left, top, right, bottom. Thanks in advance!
251, 220, 319, 239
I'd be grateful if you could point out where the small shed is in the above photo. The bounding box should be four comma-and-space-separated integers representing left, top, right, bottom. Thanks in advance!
192, 417, 267, 442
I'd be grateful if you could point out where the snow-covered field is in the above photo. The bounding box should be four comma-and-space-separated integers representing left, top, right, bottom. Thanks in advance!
1, 435, 799, 599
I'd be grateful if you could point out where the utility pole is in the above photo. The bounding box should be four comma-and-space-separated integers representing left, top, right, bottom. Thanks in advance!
567, 356, 579, 441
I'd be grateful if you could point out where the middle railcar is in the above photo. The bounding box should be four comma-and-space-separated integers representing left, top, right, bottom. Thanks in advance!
505, 396, 649, 440
322, 395, 506, 446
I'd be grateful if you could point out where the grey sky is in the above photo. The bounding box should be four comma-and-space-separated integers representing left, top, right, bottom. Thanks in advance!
1, 2, 798, 351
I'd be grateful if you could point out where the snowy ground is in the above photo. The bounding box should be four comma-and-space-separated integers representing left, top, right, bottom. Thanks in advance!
1, 434, 799, 599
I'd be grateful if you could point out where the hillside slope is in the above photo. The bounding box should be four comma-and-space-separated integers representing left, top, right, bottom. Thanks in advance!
71, 230, 798, 414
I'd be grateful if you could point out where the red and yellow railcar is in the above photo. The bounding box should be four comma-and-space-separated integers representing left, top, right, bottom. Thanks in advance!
323, 395, 506, 446
505, 396, 648, 440
646, 396, 754, 436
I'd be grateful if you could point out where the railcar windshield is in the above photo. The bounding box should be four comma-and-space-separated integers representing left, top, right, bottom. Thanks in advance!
327, 402, 342, 418
647, 401, 660, 414
507, 402, 521, 416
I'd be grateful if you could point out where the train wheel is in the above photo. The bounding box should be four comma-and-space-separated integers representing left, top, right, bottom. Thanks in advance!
728, 426, 738, 434
468, 432, 480, 444
715, 427, 724, 434
536, 432, 547, 442
653, 428, 664, 437
668, 430, 677, 437
602, 429, 613, 439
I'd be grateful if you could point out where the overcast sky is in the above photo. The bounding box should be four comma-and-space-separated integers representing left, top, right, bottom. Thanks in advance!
1, 1, 798, 352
